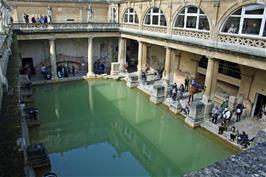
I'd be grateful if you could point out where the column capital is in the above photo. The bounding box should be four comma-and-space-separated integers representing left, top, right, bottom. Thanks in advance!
49, 37, 56, 42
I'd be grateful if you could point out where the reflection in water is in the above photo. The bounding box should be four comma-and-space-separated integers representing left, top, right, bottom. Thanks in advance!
31, 80, 237, 177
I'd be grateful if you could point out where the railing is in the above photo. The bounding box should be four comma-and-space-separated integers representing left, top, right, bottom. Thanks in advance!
172, 28, 210, 40
218, 33, 266, 49
12, 22, 120, 32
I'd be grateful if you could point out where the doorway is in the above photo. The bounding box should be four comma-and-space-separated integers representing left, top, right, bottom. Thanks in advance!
253, 93, 266, 118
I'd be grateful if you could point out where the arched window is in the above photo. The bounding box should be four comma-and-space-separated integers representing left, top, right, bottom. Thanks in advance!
123, 8, 139, 24
144, 7, 167, 26
221, 4, 266, 37
174, 6, 210, 31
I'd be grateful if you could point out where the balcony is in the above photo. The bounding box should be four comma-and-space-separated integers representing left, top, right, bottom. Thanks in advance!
12, 23, 120, 33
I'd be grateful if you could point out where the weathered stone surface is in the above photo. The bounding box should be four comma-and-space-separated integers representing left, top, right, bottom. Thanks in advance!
184, 142, 266, 177
254, 129, 266, 144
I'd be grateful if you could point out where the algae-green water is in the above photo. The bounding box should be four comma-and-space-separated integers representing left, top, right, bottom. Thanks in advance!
30, 80, 237, 177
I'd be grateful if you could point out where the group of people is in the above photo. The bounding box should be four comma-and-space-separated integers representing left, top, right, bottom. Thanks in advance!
23, 13, 50, 24
169, 83, 185, 101
212, 101, 246, 125
228, 127, 254, 148
93, 60, 106, 74
57, 64, 75, 78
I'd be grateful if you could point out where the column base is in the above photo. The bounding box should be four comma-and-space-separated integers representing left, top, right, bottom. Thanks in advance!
87, 72, 95, 77
185, 116, 202, 128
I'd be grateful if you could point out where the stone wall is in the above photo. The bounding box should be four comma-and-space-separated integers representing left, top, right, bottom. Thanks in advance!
184, 130, 266, 177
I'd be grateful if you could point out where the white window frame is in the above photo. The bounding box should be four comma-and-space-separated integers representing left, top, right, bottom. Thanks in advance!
123, 8, 138, 24
144, 7, 166, 27
173, 6, 210, 32
221, 4, 266, 38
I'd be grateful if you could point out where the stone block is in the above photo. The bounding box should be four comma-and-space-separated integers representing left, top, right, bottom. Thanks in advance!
110, 62, 120, 76
169, 101, 181, 114
150, 85, 165, 104
185, 101, 205, 128
126, 74, 139, 88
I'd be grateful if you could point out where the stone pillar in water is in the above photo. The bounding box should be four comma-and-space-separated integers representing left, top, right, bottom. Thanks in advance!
126, 73, 139, 88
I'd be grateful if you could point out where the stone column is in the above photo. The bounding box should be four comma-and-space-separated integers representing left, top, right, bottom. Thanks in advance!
49, 39, 57, 80
202, 57, 215, 104
118, 38, 126, 67
137, 41, 143, 76
87, 37, 94, 76
142, 43, 147, 68
164, 47, 171, 83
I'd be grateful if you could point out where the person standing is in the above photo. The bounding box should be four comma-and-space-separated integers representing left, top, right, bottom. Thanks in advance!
184, 77, 189, 92
235, 103, 245, 122
72, 65, 75, 76
188, 85, 196, 104
211, 105, 219, 124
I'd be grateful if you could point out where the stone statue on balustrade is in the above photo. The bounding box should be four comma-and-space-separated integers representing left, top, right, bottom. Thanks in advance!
47, 6, 52, 23
87, 6, 94, 22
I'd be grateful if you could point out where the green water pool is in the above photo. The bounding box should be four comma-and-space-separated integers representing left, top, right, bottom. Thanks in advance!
30, 79, 238, 177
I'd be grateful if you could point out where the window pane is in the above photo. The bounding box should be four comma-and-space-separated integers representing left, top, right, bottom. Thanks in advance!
222, 17, 240, 33
129, 8, 134, 13
187, 6, 198, 13
242, 18, 261, 35
153, 8, 159, 13
144, 15, 150, 24
124, 14, 128, 22
152, 15, 159, 25
175, 15, 184, 28
200, 9, 205, 14
263, 21, 266, 37
160, 15, 166, 26
135, 15, 139, 23
180, 9, 185, 14
199, 16, 209, 30
129, 14, 133, 23
186, 16, 197, 28
245, 4, 264, 15
232, 8, 242, 15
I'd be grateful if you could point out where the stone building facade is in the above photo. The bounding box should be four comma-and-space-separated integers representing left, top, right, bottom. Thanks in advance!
6, 0, 266, 118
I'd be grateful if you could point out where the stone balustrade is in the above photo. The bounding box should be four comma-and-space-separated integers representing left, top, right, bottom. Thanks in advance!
172, 28, 210, 40
12, 22, 120, 33
218, 33, 266, 49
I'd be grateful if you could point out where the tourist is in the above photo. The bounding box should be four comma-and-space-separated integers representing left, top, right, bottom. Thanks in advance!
222, 108, 231, 124
181, 104, 190, 115
230, 126, 238, 141
24, 13, 29, 23
100, 62, 105, 74
235, 103, 245, 122
141, 72, 147, 83
64, 65, 68, 77
221, 99, 229, 111
31, 16, 36, 23
172, 87, 177, 101
188, 84, 196, 104
184, 77, 189, 91
72, 65, 75, 76
218, 122, 225, 135
237, 131, 255, 148
40, 64, 47, 79
211, 105, 219, 124
144, 63, 150, 73
179, 84, 185, 93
